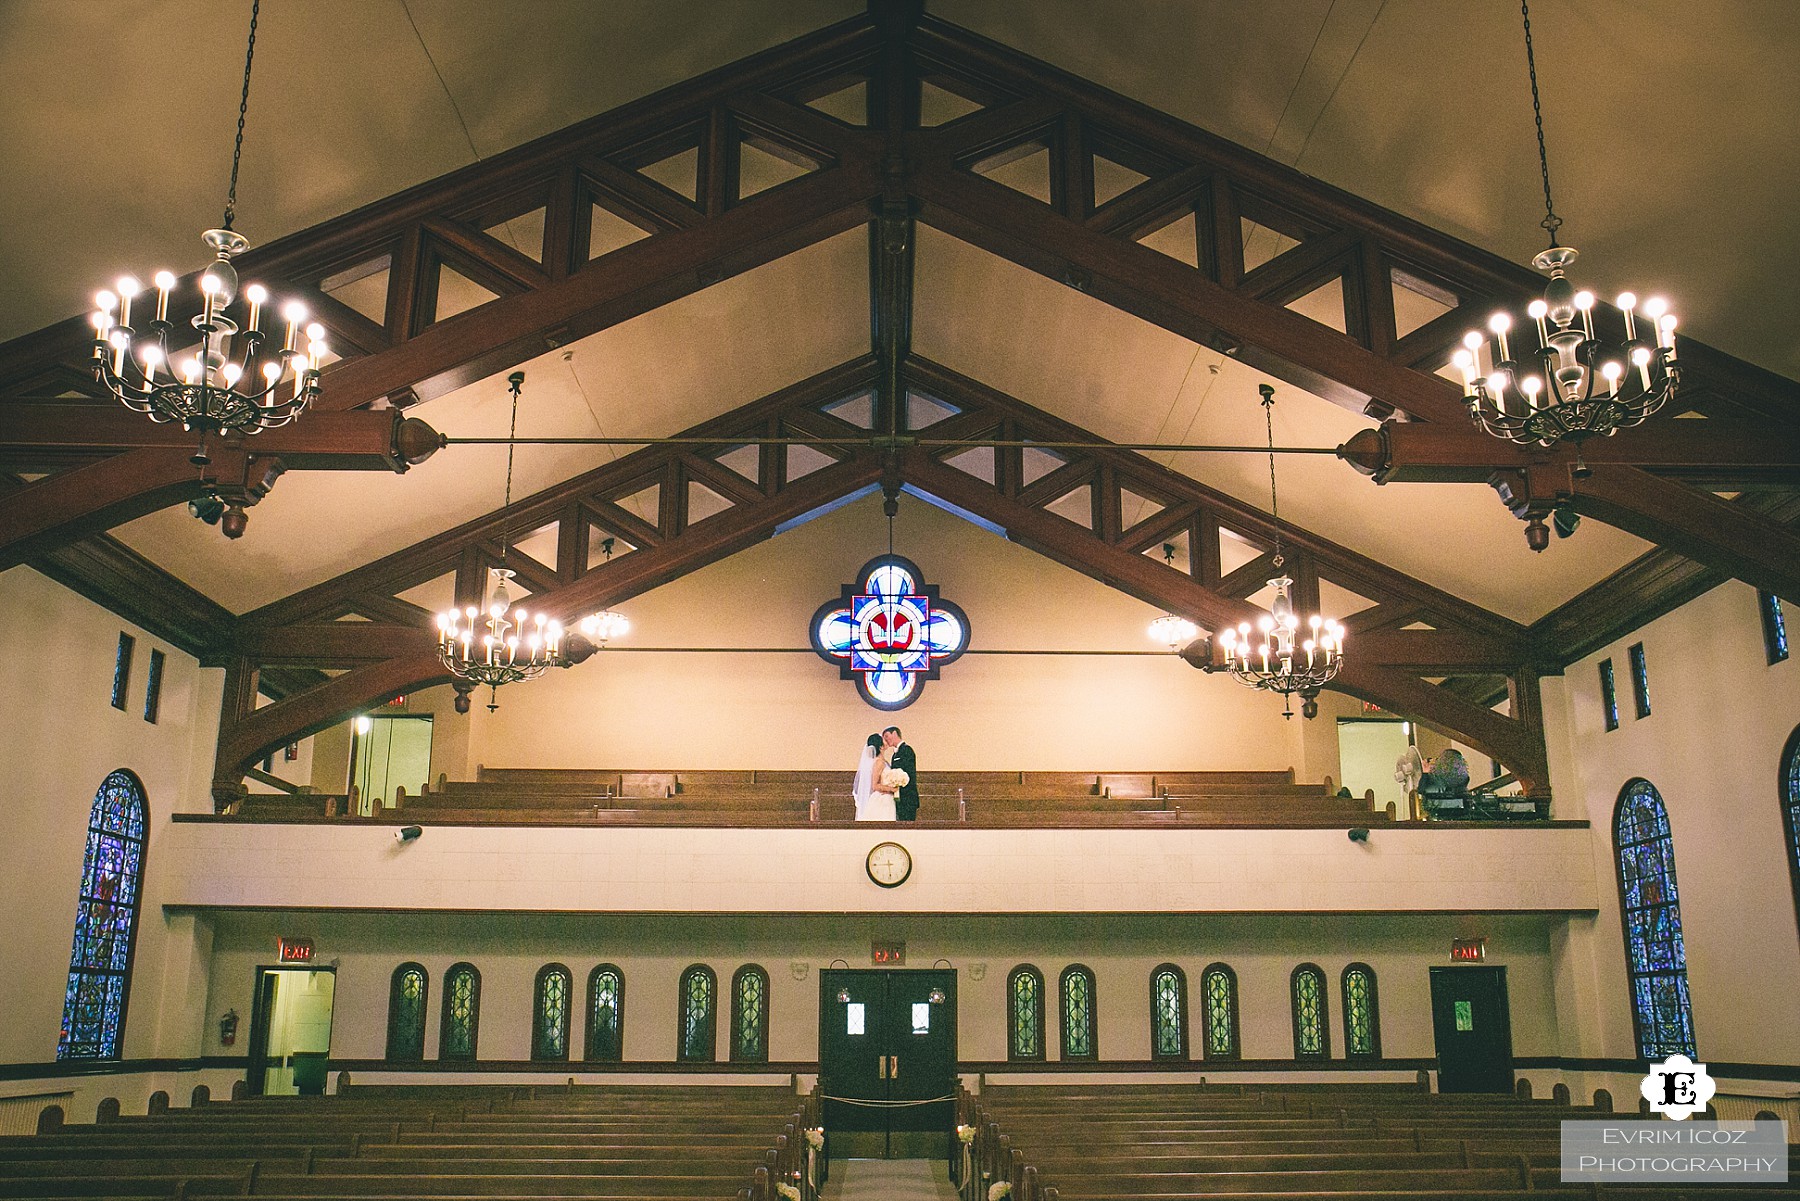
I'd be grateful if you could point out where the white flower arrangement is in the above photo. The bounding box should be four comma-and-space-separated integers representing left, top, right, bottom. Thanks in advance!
776, 1184, 802, 1201
956, 1123, 976, 1144
803, 1127, 824, 1150
988, 1183, 1012, 1201
880, 766, 910, 790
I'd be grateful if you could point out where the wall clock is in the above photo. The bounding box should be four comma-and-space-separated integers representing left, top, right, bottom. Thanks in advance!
866, 841, 912, 888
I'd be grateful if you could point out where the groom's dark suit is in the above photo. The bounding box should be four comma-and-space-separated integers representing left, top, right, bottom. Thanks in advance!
891, 742, 920, 821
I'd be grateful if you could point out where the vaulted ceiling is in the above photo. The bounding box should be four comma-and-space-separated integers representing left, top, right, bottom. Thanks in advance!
2, 2, 1797, 784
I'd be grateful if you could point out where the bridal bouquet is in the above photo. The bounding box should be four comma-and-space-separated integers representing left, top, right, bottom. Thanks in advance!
880, 766, 910, 790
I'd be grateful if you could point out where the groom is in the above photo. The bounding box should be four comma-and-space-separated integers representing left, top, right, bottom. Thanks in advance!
883, 727, 919, 821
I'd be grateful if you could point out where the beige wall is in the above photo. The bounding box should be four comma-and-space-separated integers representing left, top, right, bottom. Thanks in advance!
461, 494, 1325, 774
0, 566, 221, 1064
200, 910, 1562, 1066
1547, 582, 1800, 1068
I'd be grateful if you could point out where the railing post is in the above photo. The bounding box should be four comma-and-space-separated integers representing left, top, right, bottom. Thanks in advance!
811, 787, 820, 822
958, 788, 967, 821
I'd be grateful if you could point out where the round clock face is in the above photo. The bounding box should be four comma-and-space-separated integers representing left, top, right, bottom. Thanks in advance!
866, 841, 912, 888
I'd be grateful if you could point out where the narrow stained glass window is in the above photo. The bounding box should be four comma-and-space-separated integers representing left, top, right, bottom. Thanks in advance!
1059, 965, 1097, 1061
1291, 964, 1329, 1059
1760, 591, 1789, 665
1628, 643, 1651, 719
585, 964, 624, 1062
57, 770, 148, 1060
1599, 659, 1620, 731
385, 963, 428, 1061
532, 963, 572, 1061
730, 964, 769, 1063
1150, 963, 1188, 1061
143, 649, 165, 724
677, 964, 716, 1063
1784, 729, 1800, 937
1614, 780, 1696, 1060
111, 633, 134, 711
1342, 963, 1381, 1058
1006, 965, 1045, 1061
439, 963, 481, 1061
1200, 962, 1239, 1061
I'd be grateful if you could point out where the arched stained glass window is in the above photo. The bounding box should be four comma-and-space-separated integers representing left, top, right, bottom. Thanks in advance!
58, 770, 149, 1060
1200, 962, 1240, 1061
1614, 779, 1696, 1059
585, 964, 624, 1062
531, 964, 572, 1061
1782, 727, 1800, 935
1059, 965, 1097, 1061
1291, 964, 1329, 1059
385, 963, 428, 1061
677, 964, 717, 1063
1149, 963, 1188, 1061
439, 963, 481, 1061
1006, 965, 1045, 1061
730, 965, 770, 1063
1341, 963, 1381, 1059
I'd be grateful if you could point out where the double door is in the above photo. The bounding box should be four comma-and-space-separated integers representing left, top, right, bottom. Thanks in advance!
819, 969, 956, 1159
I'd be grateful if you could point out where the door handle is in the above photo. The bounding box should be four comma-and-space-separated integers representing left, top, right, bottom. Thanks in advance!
877, 1055, 887, 1079
890, 1055, 899, 1079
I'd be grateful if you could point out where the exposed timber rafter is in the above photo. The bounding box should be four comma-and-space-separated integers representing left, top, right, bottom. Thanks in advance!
2, 0, 1796, 614
218, 355, 1552, 800
897, 358, 1550, 792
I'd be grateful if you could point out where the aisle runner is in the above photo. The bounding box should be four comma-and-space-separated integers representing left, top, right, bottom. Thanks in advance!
819, 1158, 960, 1201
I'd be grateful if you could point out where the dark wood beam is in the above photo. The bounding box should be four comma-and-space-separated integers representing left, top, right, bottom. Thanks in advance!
1340, 419, 1800, 490
1572, 467, 1800, 605
906, 357, 1528, 644
0, 412, 440, 572
240, 357, 879, 631
1528, 492, 1800, 666
28, 533, 233, 658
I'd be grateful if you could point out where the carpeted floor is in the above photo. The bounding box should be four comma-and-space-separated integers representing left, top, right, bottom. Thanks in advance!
818, 1158, 961, 1200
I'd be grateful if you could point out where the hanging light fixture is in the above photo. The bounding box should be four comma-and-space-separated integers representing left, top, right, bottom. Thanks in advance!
1453, 1, 1678, 462
1216, 385, 1344, 719
1147, 544, 1198, 652
90, 0, 325, 471
435, 372, 624, 711
579, 540, 631, 648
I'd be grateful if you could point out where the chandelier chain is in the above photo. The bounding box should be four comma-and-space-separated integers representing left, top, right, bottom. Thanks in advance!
499, 374, 522, 571
222, 0, 261, 231
1262, 387, 1283, 569
1520, 0, 1561, 247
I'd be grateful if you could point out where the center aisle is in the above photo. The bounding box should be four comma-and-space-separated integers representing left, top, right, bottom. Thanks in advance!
819, 1159, 961, 1201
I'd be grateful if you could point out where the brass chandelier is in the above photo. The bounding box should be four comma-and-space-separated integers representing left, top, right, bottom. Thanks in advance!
435, 372, 626, 711
1216, 386, 1344, 719
1452, 1, 1678, 461
91, 0, 325, 470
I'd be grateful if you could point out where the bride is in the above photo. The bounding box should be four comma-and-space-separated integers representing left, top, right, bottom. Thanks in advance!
853, 733, 898, 822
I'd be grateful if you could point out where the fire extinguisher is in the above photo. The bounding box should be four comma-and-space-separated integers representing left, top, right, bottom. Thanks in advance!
219, 1009, 239, 1047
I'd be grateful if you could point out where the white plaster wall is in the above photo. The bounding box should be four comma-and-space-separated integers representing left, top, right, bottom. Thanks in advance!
157, 821, 1599, 915
199, 911, 1562, 1066
0, 566, 223, 1064
1549, 582, 1800, 1068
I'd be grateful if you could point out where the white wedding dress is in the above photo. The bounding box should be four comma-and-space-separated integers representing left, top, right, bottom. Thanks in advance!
853, 746, 897, 822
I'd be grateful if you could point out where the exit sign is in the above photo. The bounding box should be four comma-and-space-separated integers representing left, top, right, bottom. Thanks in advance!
1450, 937, 1486, 962
871, 941, 906, 965
277, 936, 315, 963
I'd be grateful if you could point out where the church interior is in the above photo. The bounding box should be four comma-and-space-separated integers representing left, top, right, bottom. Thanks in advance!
1, 1, 1798, 1197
